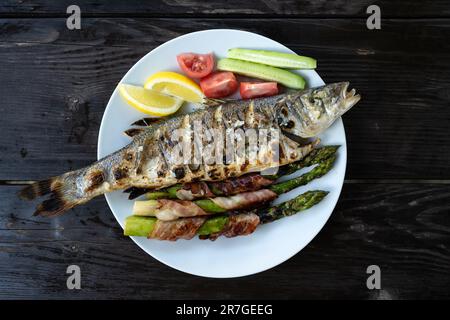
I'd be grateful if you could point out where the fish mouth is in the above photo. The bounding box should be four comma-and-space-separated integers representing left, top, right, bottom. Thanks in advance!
340, 82, 361, 110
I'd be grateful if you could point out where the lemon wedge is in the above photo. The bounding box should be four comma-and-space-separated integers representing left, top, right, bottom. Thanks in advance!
144, 71, 204, 103
119, 84, 183, 116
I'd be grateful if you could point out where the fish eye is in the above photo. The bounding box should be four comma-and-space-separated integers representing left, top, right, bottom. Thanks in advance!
275, 101, 290, 125
284, 120, 295, 129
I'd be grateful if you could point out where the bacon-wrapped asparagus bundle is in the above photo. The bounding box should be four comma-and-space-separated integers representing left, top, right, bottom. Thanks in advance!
138, 145, 339, 201
132, 154, 336, 220
124, 190, 328, 241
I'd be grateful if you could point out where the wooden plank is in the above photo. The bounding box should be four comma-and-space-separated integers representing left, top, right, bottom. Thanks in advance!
0, 18, 449, 180
0, 0, 449, 18
1, 183, 449, 299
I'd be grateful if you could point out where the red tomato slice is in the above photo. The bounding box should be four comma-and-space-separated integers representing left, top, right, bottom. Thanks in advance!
176, 52, 214, 78
240, 82, 278, 99
200, 72, 239, 98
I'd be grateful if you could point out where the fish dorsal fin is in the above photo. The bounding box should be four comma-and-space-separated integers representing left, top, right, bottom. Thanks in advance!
201, 97, 234, 108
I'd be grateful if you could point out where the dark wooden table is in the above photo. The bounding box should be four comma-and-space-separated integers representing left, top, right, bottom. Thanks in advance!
0, 0, 449, 300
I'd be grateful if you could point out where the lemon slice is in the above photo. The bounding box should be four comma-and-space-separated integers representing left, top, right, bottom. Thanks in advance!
119, 84, 183, 116
144, 71, 204, 103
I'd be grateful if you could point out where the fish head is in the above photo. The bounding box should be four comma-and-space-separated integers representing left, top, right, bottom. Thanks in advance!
277, 82, 360, 138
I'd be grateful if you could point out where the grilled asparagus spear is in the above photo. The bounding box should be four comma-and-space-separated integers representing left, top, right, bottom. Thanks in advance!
125, 190, 328, 240
269, 154, 335, 195
277, 145, 339, 177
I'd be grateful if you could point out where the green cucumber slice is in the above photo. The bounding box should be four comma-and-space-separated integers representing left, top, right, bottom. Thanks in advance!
228, 48, 316, 69
217, 58, 305, 89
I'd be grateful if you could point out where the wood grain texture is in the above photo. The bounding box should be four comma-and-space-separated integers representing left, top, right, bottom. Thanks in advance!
1, 184, 449, 299
0, 18, 449, 180
0, 0, 449, 18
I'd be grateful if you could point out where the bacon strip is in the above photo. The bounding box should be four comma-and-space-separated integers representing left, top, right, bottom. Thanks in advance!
149, 217, 206, 241
153, 199, 208, 221
150, 213, 260, 241
211, 189, 277, 210
208, 174, 274, 196
176, 182, 214, 200
176, 174, 274, 200
208, 213, 260, 241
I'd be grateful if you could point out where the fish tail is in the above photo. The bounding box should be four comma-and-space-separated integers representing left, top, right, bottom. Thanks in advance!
34, 193, 75, 217
19, 169, 96, 217
19, 179, 54, 200
19, 173, 83, 217
20, 147, 135, 217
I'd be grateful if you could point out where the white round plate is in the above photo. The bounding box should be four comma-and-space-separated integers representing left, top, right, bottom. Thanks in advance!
98, 29, 346, 278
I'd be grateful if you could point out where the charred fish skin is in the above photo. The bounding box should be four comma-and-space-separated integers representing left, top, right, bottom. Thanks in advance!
133, 99, 319, 188
19, 82, 360, 217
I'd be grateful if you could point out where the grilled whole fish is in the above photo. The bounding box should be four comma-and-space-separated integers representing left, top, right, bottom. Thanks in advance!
20, 82, 360, 216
